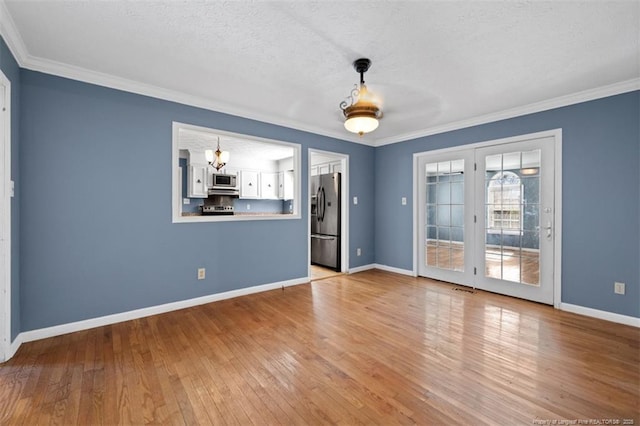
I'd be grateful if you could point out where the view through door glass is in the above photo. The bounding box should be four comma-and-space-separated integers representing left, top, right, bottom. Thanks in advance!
484, 150, 541, 286
418, 150, 473, 285
426, 160, 465, 272
475, 136, 555, 304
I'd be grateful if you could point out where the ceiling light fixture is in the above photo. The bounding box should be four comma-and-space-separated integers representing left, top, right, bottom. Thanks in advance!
520, 167, 539, 176
205, 137, 230, 171
340, 58, 382, 136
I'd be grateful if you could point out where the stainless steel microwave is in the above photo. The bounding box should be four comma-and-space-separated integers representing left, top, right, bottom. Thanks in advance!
212, 173, 237, 189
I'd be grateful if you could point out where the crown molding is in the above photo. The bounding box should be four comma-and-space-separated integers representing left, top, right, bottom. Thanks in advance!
374, 78, 640, 146
1, 1, 636, 149
0, 2, 372, 148
0, 0, 28, 65
24, 56, 375, 146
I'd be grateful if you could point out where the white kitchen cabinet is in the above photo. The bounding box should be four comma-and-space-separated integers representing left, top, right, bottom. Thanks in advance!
188, 165, 208, 198
240, 170, 260, 199
282, 170, 294, 200
261, 172, 279, 199
311, 160, 341, 176
277, 172, 285, 199
318, 163, 330, 175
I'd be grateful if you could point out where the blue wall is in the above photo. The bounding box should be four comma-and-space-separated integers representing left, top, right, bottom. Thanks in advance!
19, 70, 375, 331
4, 32, 638, 336
0, 37, 20, 341
375, 91, 640, 318
234, 199, 286, 214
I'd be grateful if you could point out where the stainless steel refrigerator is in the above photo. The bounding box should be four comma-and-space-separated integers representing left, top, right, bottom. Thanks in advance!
311, 172, 341, 271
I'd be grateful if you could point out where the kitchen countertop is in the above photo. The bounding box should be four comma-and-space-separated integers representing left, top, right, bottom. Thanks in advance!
235, 212, 293, 216
181, 212, 293, 217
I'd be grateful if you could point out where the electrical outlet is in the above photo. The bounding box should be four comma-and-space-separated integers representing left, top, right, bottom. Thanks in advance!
353, 196, 358, 205
614, 282, 625, 295
401, 197, 407, 205
183, 198, 190, 205
197, 268, 206, 280
247, 204, 251, 210
356, 248, 362, 256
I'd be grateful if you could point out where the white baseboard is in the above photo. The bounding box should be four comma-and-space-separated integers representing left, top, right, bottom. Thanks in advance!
373, 263, 416, 277
18, 276, 310, 345
1, 334, 23, 362
559, 303, 640, 327
10, 275, 636, 362
348, 264, 376, 274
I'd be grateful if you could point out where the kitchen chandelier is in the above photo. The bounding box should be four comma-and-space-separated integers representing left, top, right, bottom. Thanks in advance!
205, 137, 230, 171
340, 58, 382, 136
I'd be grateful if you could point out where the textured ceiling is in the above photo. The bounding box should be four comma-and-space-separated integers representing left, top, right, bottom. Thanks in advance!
2, 1, 639, 146
179, 128, 294, 161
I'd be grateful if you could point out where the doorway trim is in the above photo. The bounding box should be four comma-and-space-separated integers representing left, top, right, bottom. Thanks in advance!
0, 70, 11, 362
308, 149, 349, 277
413, 129, 562, 307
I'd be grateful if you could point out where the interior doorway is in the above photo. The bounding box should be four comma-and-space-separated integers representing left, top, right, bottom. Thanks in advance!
415, 130, 562, 305
308, 149, 349, 281
0, 70, 11, 361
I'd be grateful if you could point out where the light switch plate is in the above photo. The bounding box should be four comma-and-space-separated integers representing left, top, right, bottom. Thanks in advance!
401, 197, 407, 205
353, 196, 358, 205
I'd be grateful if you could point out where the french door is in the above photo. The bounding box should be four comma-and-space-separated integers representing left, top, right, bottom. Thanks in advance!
417, 150, 475, 286
417, 135, 556, 305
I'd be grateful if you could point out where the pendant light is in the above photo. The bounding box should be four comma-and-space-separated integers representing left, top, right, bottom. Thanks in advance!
340, 58, 382, 136
205, 137, 230, 171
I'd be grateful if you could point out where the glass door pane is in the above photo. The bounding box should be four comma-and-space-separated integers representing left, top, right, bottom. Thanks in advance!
425, 160, 465, 272
484, 149, 540, 285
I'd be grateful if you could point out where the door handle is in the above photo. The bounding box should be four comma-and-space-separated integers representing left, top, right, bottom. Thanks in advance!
312, 235, 335, 240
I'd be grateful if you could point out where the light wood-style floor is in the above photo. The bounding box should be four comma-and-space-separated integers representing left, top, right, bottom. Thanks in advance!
1, 270, 638, 425
428, 242, 540, 284
310, 264, 342, 281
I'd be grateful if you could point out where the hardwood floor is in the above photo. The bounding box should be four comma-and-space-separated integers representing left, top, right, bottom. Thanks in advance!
1, 270, 638, 425
310, 264, 342, 281
427, 242, 540, 284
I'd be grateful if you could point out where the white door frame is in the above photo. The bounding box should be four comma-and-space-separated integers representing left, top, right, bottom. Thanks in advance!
416, 150, 475, 285
308, 149, 349, 276
0, 70, 11, 362
413, 129, 563, 307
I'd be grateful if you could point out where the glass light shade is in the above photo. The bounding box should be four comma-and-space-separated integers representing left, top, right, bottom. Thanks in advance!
219, 150, 230, 164
205, 149, 214, 163
520, 167, 539, 176
344, 116, 379, 135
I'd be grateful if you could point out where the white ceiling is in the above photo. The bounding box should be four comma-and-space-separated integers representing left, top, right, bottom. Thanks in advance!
179, 127, 294, 161
1, 1, 638, 146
